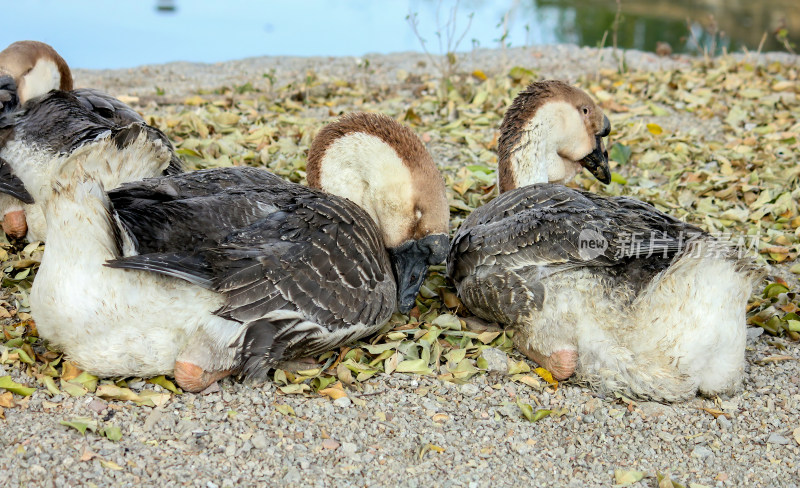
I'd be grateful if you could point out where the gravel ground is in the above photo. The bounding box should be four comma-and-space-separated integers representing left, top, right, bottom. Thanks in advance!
2, 45, 800, 487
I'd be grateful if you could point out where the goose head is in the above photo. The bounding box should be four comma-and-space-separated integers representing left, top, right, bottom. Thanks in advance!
307, 112, 450, 313
497, 80, 611, 192
0, 40, 72, 105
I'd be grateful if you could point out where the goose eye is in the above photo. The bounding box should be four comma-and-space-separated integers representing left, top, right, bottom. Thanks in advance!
582, 107, 589, 115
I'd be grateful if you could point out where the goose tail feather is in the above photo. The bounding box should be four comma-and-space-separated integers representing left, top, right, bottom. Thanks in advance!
580, 239, 763, 402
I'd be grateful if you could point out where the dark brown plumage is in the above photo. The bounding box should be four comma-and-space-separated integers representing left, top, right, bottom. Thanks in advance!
106, 166, 397, 377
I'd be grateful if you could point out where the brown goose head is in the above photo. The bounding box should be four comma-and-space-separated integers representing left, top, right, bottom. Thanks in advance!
307, 112, 450, 314
0, 40, 72, 104
497, 80, 611, 193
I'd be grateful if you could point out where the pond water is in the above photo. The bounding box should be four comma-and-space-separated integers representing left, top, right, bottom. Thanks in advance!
2, 0, 797, 69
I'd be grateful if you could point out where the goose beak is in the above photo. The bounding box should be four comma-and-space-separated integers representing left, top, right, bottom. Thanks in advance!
388, 233, 449, 314
579, 115, 611, 184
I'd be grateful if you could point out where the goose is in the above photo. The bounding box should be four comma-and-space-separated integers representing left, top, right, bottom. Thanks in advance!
6, 111, 448, 392
0, 40, 181, 241
448, 80, 762, 402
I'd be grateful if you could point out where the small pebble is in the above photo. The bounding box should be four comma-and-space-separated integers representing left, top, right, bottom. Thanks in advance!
251, 434, 268, 450
691, 446, 713, 459
321, 439, 340, 450
767, 433, 790, 445
480, 348, 508, 374
86, 399, 107, 414
283, 467, 301, 484
341, 442, 358, 456
333, 396, 352, 408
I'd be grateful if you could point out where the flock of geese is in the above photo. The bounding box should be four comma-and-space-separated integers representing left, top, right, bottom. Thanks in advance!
0, 41, 761, 402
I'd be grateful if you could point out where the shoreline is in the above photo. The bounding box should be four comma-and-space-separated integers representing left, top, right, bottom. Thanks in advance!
73, 45, 799, 97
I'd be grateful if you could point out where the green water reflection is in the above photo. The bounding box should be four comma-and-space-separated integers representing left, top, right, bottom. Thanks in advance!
531, 0, 798, 54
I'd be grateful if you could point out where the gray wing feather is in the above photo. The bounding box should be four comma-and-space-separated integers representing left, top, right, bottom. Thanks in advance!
449, 183, 705, 324
449, 183, 704, 283
107, 170, 396, 369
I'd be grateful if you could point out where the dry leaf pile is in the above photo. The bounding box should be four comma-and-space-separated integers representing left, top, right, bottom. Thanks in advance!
1, 54, 799, 417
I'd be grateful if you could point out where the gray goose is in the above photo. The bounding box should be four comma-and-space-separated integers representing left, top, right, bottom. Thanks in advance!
448, 80, 762, 402
5, 110, 448, 392
0, 40, 181, 241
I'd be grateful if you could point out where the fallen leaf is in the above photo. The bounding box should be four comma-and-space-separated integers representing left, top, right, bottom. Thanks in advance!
59, 417, 96, 435
60, 361, 83, 381
0, 376, 36, 396
318, 381, 347, 400
615, 469, 646, 485
79, 447, 99, 462
698, 407, 732, 419
647, 123, 663, 135
275, 404, 296, 416
0, 391, 14, 407
147, 376, 181, 394
95, 384, 140, 402
103, 425, 123, 441
99, 459, 124, 471
534, 367, 558, 389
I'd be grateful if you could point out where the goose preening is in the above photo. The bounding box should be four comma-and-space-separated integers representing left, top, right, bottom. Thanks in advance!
7, 110, 448, 392
0, 40, 181, 241
448, 80, 762, 402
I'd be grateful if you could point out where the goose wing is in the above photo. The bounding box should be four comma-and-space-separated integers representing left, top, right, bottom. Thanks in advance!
107, 172, 396, 371
0, 89, 181, 174
449, 183, 705, 283
70, 88, 182, 175
107, 167, 289, 253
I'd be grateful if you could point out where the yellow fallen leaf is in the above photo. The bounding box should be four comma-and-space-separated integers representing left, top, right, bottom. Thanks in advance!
183, 95, 205, 106
60, 361, 83, 381
534, 367, 558, 389
615, 469, 646, 485
647, 123, 663, 135
698, 407, 731, 419
512, 374, 542, 389
100, 459, 124, 471
95, 384, 140, 403
428, 444, 445, 453
0, 391, 14, 407
275, 404, 296, 416
147, 376, 181, 394
471, 70, 487, 81
319, 381, 347, 400
758, 355, 795, 363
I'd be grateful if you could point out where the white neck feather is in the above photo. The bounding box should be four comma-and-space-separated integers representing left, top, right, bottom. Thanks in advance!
21, 59, 62, 103
42, 178, 119, 264
507, 102, 588, 187
317, 132, 415, 248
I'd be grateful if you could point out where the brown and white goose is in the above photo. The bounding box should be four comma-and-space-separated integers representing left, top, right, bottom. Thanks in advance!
8, 111, 448, 392
448, 80, 762, 402
0, 40, 181, 241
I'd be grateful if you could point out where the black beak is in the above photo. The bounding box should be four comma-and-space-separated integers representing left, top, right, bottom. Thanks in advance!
388, 234, 449, 314
579, 115, 611, 184
0, 157, 35, 204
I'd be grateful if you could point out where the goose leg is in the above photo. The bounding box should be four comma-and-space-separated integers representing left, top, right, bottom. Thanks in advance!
513, 333, 577, 380
2, 208, 27, 239
173, 331, 240, 393
173, 362, 235, 393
